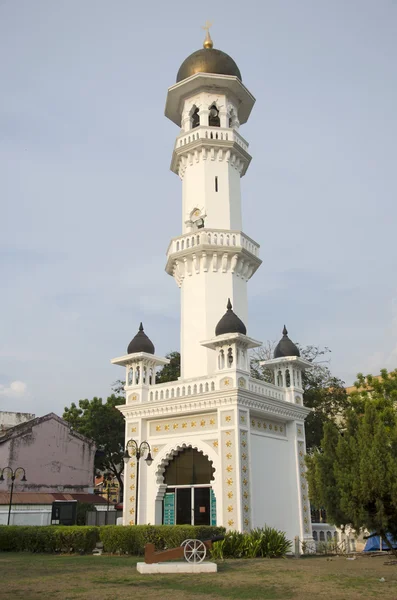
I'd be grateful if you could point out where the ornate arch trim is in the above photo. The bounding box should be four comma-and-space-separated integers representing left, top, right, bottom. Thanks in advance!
154, 440, 219, 485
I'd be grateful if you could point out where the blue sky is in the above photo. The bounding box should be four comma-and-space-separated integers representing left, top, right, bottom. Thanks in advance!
1, 0, 397, 416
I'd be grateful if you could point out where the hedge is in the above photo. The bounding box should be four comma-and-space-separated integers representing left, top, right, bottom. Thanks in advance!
99, 525, 225, 555
0, 526, 99, 553
0, 525, 225, 554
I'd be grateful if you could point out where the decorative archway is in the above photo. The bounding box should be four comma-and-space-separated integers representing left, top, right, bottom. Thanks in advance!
153, 442, 220, 526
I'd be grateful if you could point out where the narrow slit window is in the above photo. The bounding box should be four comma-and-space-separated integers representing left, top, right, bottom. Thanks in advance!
215, 176, 218, 192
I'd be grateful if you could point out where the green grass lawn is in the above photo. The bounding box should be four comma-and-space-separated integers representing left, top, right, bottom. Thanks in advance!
0, 553, 396, 600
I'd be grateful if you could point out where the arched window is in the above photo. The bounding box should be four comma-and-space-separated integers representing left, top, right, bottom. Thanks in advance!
164, 447, 215, 486
208, 105, 220, 127
219, 349, 225, 369
227, 347, 233, 366
191, 107, 200, 129
285, 369, 291, 387
228, 107, 238, 129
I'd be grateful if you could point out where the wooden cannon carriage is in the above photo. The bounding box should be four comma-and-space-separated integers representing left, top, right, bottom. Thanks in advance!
144, 535, 224, 564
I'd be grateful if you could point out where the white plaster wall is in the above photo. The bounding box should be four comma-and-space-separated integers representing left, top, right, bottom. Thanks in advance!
250, 434, 302, 544
0, 507, 51, 526
182, 159, 242, 232
181, 270, 248, 379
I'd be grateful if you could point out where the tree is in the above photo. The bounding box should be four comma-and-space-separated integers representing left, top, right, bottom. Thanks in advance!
156, 351, 180, 383
63, 394, 126, 492
251, 343, 348, 450
306, 369, 397, 555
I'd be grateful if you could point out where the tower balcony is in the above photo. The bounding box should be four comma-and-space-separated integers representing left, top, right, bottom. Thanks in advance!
175, 126, 249, 153
165, 229, 262, 287
171, 126, 252, 178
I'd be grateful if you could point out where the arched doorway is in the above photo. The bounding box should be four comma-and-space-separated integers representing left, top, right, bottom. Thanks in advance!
162, 447, 216, 526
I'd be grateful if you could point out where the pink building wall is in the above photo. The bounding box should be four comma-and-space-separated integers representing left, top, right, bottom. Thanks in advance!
0, 414, 96, 493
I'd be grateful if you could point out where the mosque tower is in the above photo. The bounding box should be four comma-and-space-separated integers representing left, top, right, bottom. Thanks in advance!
112, 29, 314, 547
165, 27, 260, 380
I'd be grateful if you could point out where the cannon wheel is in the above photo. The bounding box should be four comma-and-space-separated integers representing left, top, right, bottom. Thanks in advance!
183, 539, 206, 563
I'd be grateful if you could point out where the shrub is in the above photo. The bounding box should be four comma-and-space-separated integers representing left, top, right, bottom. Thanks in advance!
99, 525, 225, 555
0, 526, 99, 553
0, 524, 224, 555
210, 526, 291, 560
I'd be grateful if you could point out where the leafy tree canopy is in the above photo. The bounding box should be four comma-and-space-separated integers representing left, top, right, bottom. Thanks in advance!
306, 369, 397, 555
156, 351, 181, 384
251, 343, 348, 450
63, 393, 126, 490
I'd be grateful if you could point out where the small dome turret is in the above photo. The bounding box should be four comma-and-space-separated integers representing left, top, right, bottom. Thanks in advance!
176, 30, 241, 83
215, 299, 247, 336
274, 326, 300, 358
127, 323, 155, 355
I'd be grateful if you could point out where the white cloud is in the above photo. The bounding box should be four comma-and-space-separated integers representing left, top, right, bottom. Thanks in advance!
0, 381, 28, 398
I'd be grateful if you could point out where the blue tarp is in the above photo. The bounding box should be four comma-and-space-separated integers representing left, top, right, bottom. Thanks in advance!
363, 534, 397, 551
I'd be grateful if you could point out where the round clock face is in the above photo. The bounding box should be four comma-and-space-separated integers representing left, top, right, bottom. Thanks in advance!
193, 209, 201, 217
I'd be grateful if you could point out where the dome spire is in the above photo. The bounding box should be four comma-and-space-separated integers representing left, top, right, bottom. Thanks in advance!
274, 325, 300, 358
215, 299, 247, 336
127, 322, 155, 355
202, 20, 214, 49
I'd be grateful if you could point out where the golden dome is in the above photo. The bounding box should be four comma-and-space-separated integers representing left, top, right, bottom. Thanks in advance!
176, 36, 242, 83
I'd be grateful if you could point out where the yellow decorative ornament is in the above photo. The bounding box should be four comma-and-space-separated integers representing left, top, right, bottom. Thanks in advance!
202, 20, 213, 49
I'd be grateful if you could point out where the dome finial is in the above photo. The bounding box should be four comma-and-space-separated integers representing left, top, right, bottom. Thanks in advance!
227, 298, 232, 310
282, 325, 288, 336
202, 20, 213, 49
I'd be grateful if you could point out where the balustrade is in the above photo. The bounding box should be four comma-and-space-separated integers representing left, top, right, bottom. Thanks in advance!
169, 229, 259, 258
176, 126, 249, 152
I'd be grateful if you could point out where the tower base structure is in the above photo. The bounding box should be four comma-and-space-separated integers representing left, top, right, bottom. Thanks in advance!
117, 370, 314, 546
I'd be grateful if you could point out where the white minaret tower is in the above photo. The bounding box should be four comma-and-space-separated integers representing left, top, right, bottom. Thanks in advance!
165, 27, 261, 380
112, 30, 314, 548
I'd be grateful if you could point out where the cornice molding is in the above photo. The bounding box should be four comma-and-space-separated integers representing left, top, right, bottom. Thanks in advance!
171, 142, 252, 179
166, 246, 261, 287
117, 388, 310, 421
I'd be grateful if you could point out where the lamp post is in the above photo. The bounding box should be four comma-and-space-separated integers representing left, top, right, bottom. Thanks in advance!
0, 467, 27, 525
123, 440, 153, 525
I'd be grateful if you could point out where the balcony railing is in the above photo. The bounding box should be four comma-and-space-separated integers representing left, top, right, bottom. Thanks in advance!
175, 126, 249, 153
167, 229, 260, 259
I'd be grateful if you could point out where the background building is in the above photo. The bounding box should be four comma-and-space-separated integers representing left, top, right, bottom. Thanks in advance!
0, 412, 104, 524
